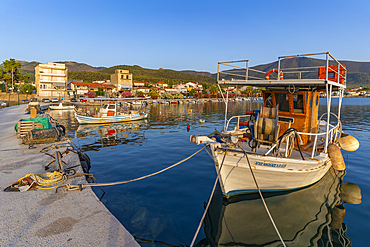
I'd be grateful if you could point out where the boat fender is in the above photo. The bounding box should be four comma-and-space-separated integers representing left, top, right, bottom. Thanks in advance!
339, 133, 359, 152
328, 143, 346, 171
245, 110, 254, 116
78, 151, 91, 173
340, 182, 362, 204
329, 204, 345, 229
57, 124, 66, 136
265, 69, 283, 80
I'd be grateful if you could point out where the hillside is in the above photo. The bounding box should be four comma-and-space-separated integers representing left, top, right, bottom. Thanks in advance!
3, 57, 370, 87
5, 61, 216, 84
99, 65, 216, 84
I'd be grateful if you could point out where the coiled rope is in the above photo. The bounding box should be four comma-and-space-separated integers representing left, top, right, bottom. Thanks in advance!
63, 146, 207, 191
17, 171, 67, 190
275, 128, 305, 160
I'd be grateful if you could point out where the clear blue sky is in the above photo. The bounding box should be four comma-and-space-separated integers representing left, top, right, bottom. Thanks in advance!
1, 0, 370, 72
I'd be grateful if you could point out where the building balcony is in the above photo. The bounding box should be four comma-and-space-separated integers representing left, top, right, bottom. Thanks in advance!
39, 79, 66, 84
39, 72, 66, 77
39, 88, 66, 91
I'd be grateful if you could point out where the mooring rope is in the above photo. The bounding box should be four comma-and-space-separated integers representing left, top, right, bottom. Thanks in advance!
189, 148, 227, 247
64, 146, 207, 190
237, 143, 286, 247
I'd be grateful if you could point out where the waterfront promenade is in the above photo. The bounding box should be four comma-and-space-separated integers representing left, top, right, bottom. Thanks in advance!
0, 105, 139, 246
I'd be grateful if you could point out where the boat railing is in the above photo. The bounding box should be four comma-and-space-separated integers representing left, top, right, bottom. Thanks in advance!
224, 114, 253, 133
263, 121, 340, 158
225, 113, 341, 159
217, 52, 346, 87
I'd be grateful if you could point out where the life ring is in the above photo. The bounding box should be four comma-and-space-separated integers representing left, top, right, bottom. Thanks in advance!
266, 69, 283, 80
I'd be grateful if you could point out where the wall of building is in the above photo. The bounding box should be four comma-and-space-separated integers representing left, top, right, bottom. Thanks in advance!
35, 62, 68, 98
110, 69, 132, 91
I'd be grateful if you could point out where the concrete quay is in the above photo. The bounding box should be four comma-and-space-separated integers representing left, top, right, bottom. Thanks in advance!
0, 105, 139, 247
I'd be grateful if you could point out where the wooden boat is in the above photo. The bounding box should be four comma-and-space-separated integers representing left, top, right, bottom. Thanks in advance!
191, 52, 354, 198
75, 103, 148, 124
49, 103, 75, 110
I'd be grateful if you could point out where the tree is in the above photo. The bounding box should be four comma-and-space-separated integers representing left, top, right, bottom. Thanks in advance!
19, 83, 35, 94
189, 88, 196, 96
164, 93, 173, 99
22, 75, 30, 84
149, 89, 159, 99
209, 84, 219, 96
136, 91, 144, 97
174, 93, 183, 99
2, 59, 21, 93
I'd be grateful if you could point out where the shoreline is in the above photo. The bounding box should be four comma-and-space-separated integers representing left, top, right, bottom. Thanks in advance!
0, 104, 139, 246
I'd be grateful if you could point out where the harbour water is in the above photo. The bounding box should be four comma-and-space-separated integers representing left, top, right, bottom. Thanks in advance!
50, 98, 370, 246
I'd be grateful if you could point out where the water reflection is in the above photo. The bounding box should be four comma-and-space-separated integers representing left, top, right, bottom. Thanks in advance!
74, 121, 149, 151
199, 168, 361, 247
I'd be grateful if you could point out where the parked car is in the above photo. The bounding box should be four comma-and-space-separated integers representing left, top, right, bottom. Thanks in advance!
30, 98, 38, 102
0, 101, 6, 107
51, 98, 59, 103
70, 98, 77, 102
22, 99, 29, 103
42, 98, 50, 103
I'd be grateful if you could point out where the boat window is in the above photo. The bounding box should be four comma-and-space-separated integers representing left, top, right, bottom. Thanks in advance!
275, 93, 289, 112
102, 104, 108, 109
108, 105, 115, 109
264, 93, 273, 107
316, 95, 319, 106
293, 94, 304, 113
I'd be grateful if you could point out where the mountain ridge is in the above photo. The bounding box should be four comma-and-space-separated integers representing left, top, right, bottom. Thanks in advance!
3, 58, 370, 86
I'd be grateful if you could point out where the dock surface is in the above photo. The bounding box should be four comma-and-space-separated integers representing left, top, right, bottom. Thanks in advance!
0, 105, 139, 246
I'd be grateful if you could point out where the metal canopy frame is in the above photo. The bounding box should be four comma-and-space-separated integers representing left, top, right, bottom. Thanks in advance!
216, 52, 347, 91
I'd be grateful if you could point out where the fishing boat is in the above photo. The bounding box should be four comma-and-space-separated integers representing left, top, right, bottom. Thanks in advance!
191, 52, 359, 198
75, 103, 148, 124
49, 103, 75, 110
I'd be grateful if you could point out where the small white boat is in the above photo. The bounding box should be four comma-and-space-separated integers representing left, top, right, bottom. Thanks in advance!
131, 101, 142, 105
75, 103, 148, 124
191, 52, 357, 198
49, 103, 75, 110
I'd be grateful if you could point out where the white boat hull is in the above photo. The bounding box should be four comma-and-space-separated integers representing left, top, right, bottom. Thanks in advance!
207, 143, 331, 197
76, 113, 148, 124
49, 105, 75, 110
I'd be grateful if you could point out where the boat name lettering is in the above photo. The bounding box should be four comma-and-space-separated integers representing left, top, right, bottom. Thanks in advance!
255, 162, 286, 168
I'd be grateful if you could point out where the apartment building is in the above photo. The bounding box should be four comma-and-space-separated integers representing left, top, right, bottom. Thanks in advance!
110, 69, 132, 91
35, 62, 68, 98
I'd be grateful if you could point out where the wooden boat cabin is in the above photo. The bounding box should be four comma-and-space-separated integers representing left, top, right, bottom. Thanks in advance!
262, 89, 320, 146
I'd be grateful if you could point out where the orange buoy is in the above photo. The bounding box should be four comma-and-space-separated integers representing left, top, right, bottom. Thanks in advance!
328, 143, 346, 171
339, 133, 359, 152
265, 69, 283, 80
